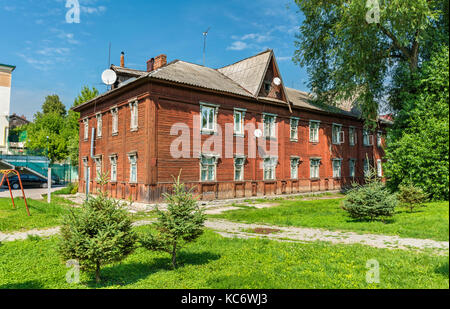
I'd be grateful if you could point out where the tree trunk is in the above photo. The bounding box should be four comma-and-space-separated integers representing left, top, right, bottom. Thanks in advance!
171, 242, 177, 269
95, 262, 101, 283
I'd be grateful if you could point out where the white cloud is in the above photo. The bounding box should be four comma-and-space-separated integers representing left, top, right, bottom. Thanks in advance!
227, 41, 250, 51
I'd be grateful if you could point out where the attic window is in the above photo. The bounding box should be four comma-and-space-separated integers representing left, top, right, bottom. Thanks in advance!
264, 81, 271, 92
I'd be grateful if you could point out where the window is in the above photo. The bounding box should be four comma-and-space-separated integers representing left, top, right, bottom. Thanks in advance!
377, 131, 383, 147
263, 113, 277, 138
234, 155, 246, 181
94, 156, 102, 181
82, 157, 89, 182
264, 81, 271, 92
96, 113, 102, 138
309, 121, 320, 143
349, 127, 357, 146
200, 155, 218, 182
349, 159, 356, 178
290, 117, 299, 141
111, 107, 118, 135
291, 157, 300, 179
363, 159, 371, 177
332, 124, 344, 144
263, 157, 278, 180
363, 130, 373, 146
332, 159, 342, 178
377, 159, 383, 177
310, 159, 321, 179
83, 119, 89, 140
109, 155, 118, 182
234, 109, 246, 136
129, 100, 139, 130
200, 103, 218, 134
128, 153, 138, 183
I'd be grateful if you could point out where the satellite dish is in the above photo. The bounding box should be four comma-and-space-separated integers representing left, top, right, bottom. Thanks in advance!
254, 129, 263, 138
101, 69, 117, 85
273, 77, 282, 86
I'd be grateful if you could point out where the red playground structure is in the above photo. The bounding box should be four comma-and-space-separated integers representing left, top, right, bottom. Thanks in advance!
0, 169, 30, 216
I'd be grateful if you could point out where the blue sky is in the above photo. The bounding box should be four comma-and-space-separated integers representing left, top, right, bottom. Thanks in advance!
0, 0, 309, 120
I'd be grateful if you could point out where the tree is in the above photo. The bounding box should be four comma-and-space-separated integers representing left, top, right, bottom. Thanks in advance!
140, 174, 205, 269
73, 86, 99, 108
41, 95, 67, 116
384, 46, 449, 201
293, 0, 447, 122
59, 193, 137, 283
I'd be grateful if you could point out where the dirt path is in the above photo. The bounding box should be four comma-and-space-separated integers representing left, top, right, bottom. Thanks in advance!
1, 219, 448, 255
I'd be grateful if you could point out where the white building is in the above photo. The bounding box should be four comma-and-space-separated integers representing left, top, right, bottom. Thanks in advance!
0, 63, 15, 154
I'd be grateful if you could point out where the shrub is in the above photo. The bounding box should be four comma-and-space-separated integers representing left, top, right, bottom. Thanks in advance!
140, 173, 205, 269
342, 173, 398, 221
70, 182, 79, 195
59, 195, 137, 283
397, 184, 428, 212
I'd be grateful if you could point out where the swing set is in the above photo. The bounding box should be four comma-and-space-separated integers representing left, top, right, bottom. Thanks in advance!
0, 169, 30, 216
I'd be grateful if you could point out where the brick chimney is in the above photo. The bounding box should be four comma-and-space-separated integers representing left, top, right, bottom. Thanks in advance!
147, 58, 154, 72
153, 54, 167, 71
120, 51, 125, 67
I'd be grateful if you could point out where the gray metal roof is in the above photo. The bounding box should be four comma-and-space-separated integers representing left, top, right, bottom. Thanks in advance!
111, 65, 147, 77
218, 50, 272, 96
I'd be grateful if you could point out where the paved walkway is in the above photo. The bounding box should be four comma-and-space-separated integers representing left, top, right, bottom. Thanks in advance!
1, 219, 448, 255
0, 187, 62, 200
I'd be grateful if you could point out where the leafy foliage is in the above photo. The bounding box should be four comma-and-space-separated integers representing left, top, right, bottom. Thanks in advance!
140, 174, 205, 269
342, 172, 398, 221
384, 46, 449, 201
59, 195, 137, 282
397, 184, 428, 213
41, 95, 66, 117
293, 0, 447, 123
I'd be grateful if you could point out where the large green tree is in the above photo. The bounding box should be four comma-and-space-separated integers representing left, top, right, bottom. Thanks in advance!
293, 0, 448, 121
384, 46, 449, 201
41, 95, 67, 116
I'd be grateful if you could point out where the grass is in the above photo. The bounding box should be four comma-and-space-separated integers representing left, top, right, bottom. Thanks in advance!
0, 198, 76, 233
212, 199, 449, 241
0, 227, 447, 289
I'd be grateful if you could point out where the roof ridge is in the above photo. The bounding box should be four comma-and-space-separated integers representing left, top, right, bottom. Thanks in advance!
218, 49, 273, 70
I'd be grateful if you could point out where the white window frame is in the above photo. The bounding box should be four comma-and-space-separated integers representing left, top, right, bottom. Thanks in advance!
377, 159, 383, 177
234, 155, 246, 181
349, 159, 356, 178
96, 113, 102, 138
290, 117, 300, 142
290, 156, 300, 180
349, 127, 357, 146
111, 107, 119, 135
310, 158, 321, 179
234, 108, 246, 136
109, 154, 118, 182
309, 120, 320, 143
200, 102, 219, 134
262, 113, 277, 139
332, 158, 343, 179
263, 156, 278, 181
200, 154, 219, 182
129, 99, 139, 131
127, 152, 138, 183
363, 130, 373, 146
363, 159, 371, 177
83, 118, 89, 141
332, 123, 345, 145
82, 157, 89, 182
94, 155, 102, 181
377, 131, 383, 148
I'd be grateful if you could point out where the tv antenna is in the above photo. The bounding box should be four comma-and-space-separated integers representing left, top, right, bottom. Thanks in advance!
203, 27, 211, 66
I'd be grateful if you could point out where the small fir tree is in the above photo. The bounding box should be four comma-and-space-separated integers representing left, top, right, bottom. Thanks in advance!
140, 173, 205, 269
397, 184, 428, 213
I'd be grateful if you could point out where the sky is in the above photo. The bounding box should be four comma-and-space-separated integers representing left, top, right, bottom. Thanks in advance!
0, 0, 309, 120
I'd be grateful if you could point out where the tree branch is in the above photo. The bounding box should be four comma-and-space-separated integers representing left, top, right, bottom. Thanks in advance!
377, 23, 412, 61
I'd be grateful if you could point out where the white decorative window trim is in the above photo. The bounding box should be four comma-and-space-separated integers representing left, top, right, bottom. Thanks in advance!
111, 106, 119, 136
309, 120, 320, 143
96, 113, 103, 138
290, 117, 300, 142
262, 113, 277, 139
234, 108, 246, 136
332, 123, 345, 145
83, 118, 89, 141
129, 99, 139, 131
200, 102, 220, 135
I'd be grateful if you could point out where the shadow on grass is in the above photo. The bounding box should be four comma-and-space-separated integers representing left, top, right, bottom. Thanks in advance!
345, 217, 396, 225
0, 281, 45, 289
86, 251, 221, 288
435, 261, 449, 278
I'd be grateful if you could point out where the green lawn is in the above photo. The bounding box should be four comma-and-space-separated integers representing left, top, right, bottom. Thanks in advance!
0, 227, 447, 289
212, 198, 449, 241
0, 197, 75, 233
